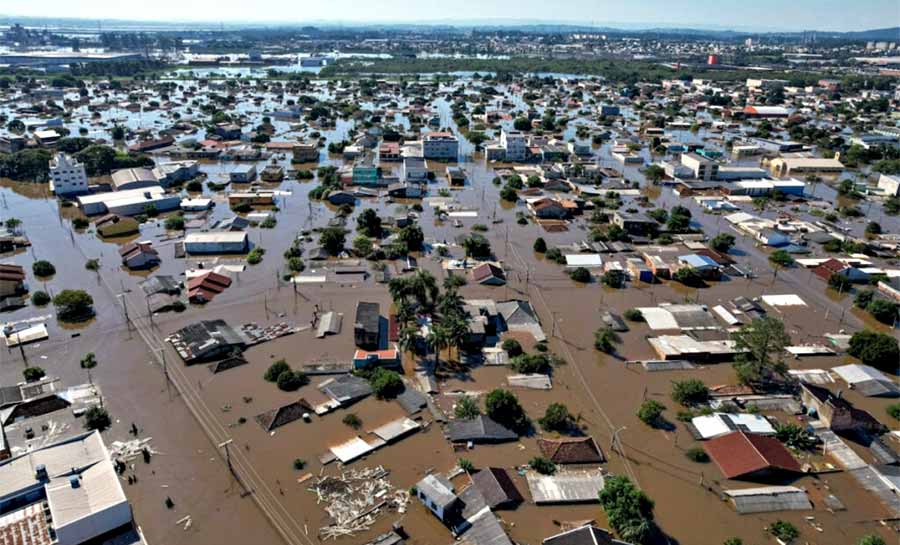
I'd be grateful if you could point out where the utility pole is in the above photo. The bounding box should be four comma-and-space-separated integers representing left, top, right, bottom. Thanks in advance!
218, 439, 236, 480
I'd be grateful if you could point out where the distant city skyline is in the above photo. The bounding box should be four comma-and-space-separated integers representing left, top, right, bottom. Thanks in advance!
2, 0, 900, 33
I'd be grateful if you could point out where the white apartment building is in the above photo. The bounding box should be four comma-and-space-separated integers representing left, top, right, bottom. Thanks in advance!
501, 129, 527, 161
680, 152, 719, 181
878, 173, 900, 197
49, 153, 89, 196
422, 132, 459, 160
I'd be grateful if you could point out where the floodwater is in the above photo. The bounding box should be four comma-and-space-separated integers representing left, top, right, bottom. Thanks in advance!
1, 75, 898, 545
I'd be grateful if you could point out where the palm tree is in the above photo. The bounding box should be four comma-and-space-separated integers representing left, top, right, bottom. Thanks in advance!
411, 269, 439, 311
437, 288, 465, 321
445, 316, 470, 363
398, 325, 420, 357
388, 276, 412, 305
80, 352, 97, 384
427, 323, 449, 367
395, 299, 416, 327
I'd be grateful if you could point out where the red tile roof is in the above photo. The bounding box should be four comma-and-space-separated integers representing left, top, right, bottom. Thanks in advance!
703, 431, 801, 479
537, 437, 605, 464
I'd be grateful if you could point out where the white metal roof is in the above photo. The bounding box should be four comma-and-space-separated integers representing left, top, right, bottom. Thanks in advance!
564, 254, 603, 268
692, 413, 775, 439
833, 364, 891, 385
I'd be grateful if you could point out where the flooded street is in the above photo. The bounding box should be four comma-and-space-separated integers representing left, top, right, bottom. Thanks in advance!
1, 68, 898, 545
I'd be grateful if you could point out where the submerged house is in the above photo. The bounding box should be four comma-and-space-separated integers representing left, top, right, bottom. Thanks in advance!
799, 382, 887, 436
354, 302, 381, 349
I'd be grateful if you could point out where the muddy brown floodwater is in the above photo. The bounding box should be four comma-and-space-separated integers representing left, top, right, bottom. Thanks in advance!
1, 81, 898, 545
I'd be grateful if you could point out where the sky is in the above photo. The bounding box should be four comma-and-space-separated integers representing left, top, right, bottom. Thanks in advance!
3, 0, 899, 32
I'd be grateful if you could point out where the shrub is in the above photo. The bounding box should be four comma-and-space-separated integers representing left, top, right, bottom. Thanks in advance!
264, 359, 291, 382
72, 217, 89, 230
623, 308, 643, 321
673, 267, 703, 287
685, 447, 709, 463
369, 368, 404, 399
164, 214, 185, 230
510, 353, 553, 374
23, 366, 46, 382
276, 370, 308, 392
857, 536, 885, 545
671, 379, 709, 406
867, 299, 899, 324
31, 290, 51, 306
454, 395, 481, 419
528, 456, 556, 475
52, 289, 94, 321
769, 250, 794, 268
594, 327, 619, 353
774, 422, 817, 451
458, 458, 474, 473
539, 403, 574, 432
342, 413, 362, 429
637, 400, 665, 427
769, 520, 799, 542
247, 247, 265, 265
84, 406, 112, 431
598, 475, 655, 545
501, 338, 523, 357
485, 389, 528, 433
828, 273, 852, 292
533, 237, 547, 253
32, 260, 56, 277
710, 233, 735, 253
568, 267, 591, 283
293, 458, 307, 470
887, 403, 900, 420
85, 258, 100, 271
848, 330, 899, 372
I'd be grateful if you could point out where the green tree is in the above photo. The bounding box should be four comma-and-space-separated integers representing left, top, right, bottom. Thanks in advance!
774, 422, 816, 451
31, 290, 51, 306
319, 227, 346, 255
637, 400, 665, 427
353, 235, 374, 258
533, 237, 547, 253
32, 260, 56, 277
598, 475, 655, 544
23, 366, 46, 382
643, 164, 665, 183
731, 317, 791, 386
848, 330, 899, 372
569, 267, 591, 283
866, 299, 899, 324
857, 536, 885, 545
539, 403, 574, 432
264, 359, 291, 382
462, 234, 492, 258
529, 456, 557, 475
84, 406, 112, 431
671, 379, 709, 406
769, 520, 799, 542
398, 223, 424, 252
454, 395, 481, 419
828, 273, 853, 292
594, 327, 619, 353
673, 267, 703, 287
80, 352, 98, 384
369, 368, 404, 399
356, 208, 382, 237
277, 370, 308, 391
485, 389, 528, 433
769, 249, 794, 268
710, 233, 735, 253
52, 289, 94, 321
342, 413, 362, 429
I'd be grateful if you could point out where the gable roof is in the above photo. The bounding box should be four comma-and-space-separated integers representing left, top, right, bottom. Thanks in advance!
542, 525, 633, 545
447, 415, 518, 443
470, 467, 523, 508
703, 431, 801, 479
537, 437, 606, 465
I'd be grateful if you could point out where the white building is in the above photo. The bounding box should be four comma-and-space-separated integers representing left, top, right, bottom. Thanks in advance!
401, 156, 428, 182
49, 153, 89, 196
501, 129, 527, 161
422, 132, 459, 160
877, 173, 900, 197
184, 231, 249, 254
77, 186, 181, 216
0, 431, 136, 545
680, 152, 718, 181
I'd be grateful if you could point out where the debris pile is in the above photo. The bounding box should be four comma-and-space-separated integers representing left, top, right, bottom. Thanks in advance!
109, 437, 157, 462
310, 466, 409, 540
